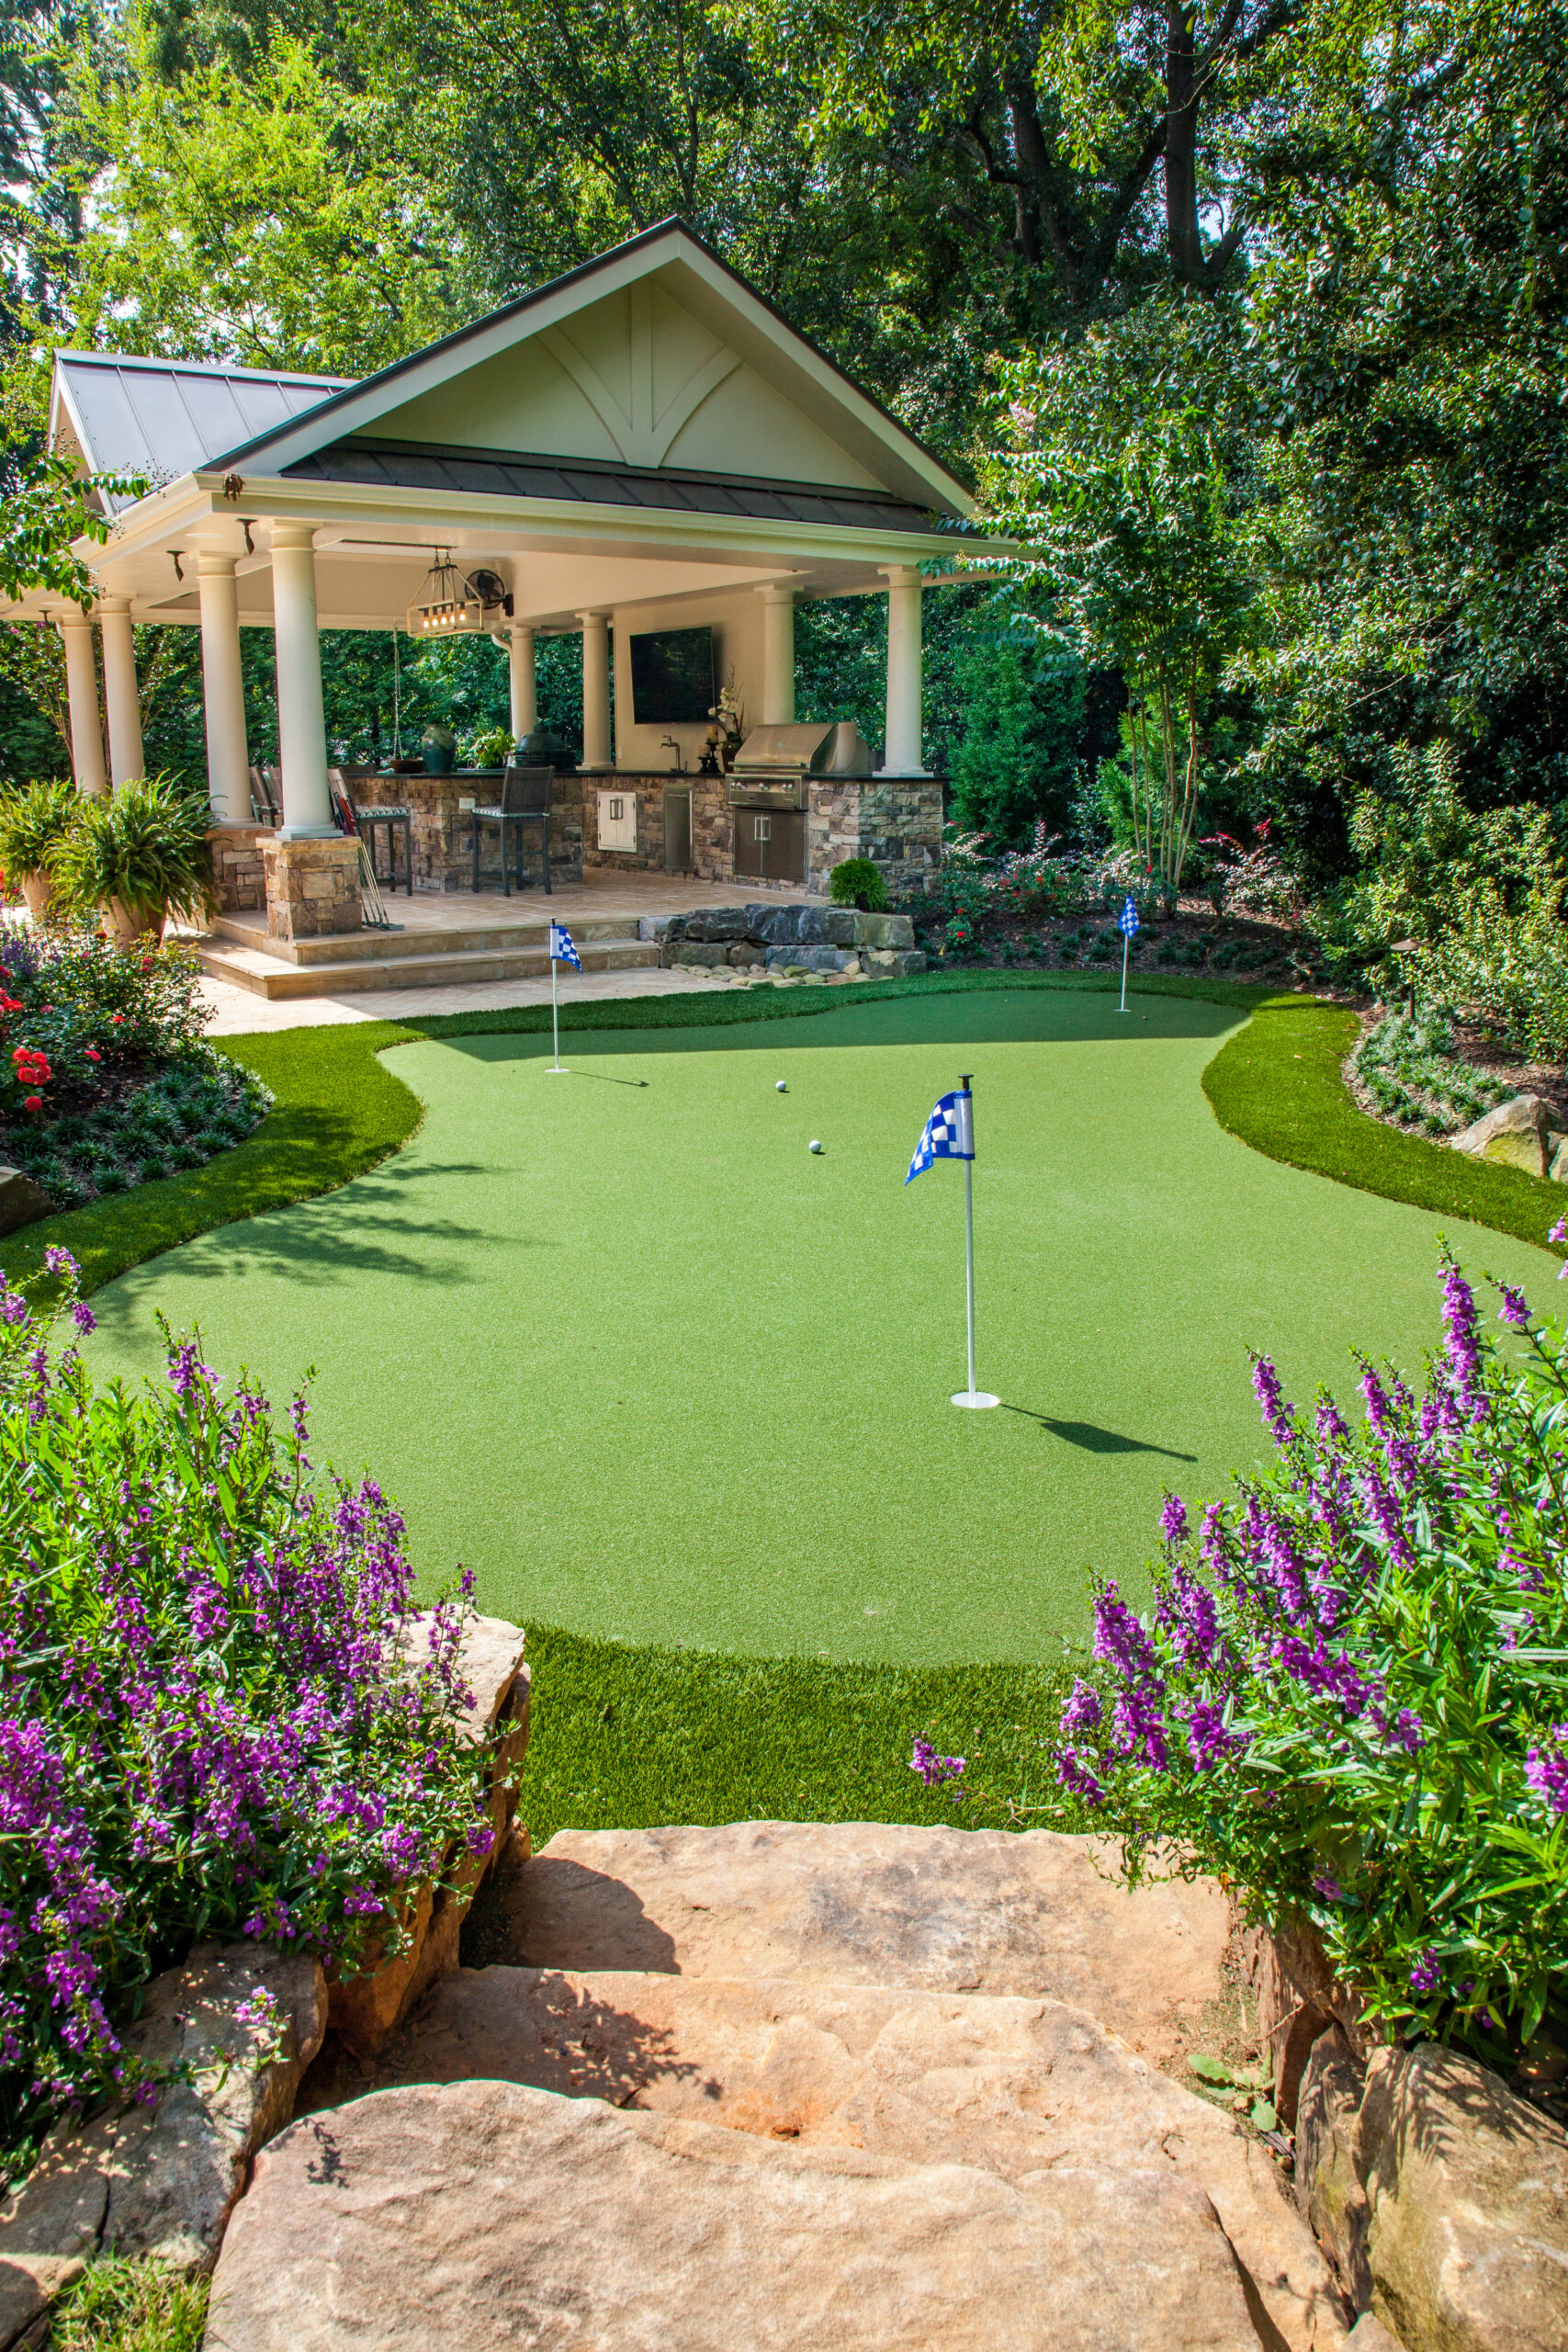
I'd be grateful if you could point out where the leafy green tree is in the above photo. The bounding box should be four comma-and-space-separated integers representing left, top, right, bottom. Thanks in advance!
986, 300, 1253, 893
948, 623, 1088, 845
62, 13, 470, 373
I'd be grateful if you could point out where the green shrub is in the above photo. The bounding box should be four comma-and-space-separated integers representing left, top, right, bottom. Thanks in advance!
829, 856, 886, 911
1351, 1013, 1511, 1137
1039, 1254, 1568, 2069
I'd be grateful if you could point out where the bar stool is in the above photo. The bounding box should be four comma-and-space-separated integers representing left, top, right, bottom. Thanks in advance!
467, 767, 552, 895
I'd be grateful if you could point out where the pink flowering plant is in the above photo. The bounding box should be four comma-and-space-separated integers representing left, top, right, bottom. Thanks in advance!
1045, 1251, 1567, 2068
0, 1251, 498, 2164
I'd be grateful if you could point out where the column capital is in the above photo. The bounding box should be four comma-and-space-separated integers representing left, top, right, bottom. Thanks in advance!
576, 608, 610, 626
757, 582, 797, 604
196, 549, 239, 580
96, 592, 132, 616
268, 520, 321, 554
51, 603, 94, 631
879, 564, 923, 589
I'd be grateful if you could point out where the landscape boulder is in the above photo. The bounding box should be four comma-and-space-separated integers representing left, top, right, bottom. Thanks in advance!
0, 1165, 55, 1237
368, 1968, 1347, 2352
205, 2076, 1276, 2351
797, 904, 859, 945
0, 1939, 326, 2301
681, 907, 753, 941
328, 1617, 528, 2057
766, 944, 853, 973
1450, 1095, 1562, 1178
1294, 2031, 1568, 2352
496, 1822, 1231, 2065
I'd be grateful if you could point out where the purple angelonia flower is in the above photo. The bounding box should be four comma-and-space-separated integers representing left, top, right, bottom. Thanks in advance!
1496, 1283, 1531, 1330
1409, 1950, 1441, 1996
1059, 1679, 1102, 1739
1159, 1493, 1189, 1546
1056, 1747, 1106, 1804
909, 1737, 965, 1789
1525, 1724, 1568, 1816
1311, 1873, 1342, 1902
1251, 1356, 1296, 1446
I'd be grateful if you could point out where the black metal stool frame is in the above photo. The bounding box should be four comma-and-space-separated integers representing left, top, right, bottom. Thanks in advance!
467, 767, 553, 896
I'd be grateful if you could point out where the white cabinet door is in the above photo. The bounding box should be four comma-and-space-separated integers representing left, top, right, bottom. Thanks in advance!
598, 790, 637, 853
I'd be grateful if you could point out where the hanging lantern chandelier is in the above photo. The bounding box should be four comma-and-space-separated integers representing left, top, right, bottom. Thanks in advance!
406, 552, 512, 639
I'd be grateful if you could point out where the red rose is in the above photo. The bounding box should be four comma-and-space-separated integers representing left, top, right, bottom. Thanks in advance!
110, 1013, 124, 1023
85, 1047, 102, 1062
23, 1095, 40, 1113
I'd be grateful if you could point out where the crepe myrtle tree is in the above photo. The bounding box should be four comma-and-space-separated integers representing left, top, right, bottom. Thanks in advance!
984, 302, 1253, 904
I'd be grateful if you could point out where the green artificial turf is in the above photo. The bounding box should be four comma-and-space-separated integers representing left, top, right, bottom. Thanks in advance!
77, 982, 1554, 1665
503, 1624, 1077, 1857
0, 1022, 424, 1296
1204, 994, 1568, 1255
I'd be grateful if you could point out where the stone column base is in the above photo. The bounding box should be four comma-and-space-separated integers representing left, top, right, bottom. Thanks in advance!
261, 835, 363, 942
208, 824, 274, 915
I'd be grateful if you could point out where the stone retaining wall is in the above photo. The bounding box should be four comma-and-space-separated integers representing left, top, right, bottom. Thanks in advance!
260, 837, 363, 943
660, 902, 926, 978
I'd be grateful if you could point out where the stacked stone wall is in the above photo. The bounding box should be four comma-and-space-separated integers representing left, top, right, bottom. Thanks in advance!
209, 825, 271, 914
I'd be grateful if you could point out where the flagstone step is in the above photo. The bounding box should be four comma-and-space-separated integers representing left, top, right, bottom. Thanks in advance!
332, 1969, 1342, 2352
197, 933, 659, 1000
209, 910, 641, 967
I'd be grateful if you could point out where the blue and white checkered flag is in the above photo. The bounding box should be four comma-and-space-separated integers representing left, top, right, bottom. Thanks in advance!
906, 1088, 975, 1185
1118, 895, 1140, 939
548, 922, 581, 970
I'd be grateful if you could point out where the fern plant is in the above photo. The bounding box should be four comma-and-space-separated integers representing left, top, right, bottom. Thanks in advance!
53, 776, 214, 936
0, 778, 78, 883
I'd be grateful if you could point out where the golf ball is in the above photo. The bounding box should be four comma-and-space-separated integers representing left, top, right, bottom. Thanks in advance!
808, 1139, 823, 1154
775, 1080, 788, 1091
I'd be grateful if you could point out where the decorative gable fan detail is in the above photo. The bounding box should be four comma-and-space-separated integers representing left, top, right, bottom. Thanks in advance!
407, 552, 513, 637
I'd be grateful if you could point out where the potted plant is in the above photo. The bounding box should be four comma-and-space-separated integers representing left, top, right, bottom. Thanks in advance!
54, 775, 215, 945
467, 726, 515, 771
422, 724, 457, 776
0, 779, 79, 920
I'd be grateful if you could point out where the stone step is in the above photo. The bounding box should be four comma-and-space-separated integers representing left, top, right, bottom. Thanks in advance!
489, 1819, 1231, 2068
344, 1968, 1342, 2352
209, 910, 641, 966
197, 935, 660, 1000
207, 2075, 1280, 2351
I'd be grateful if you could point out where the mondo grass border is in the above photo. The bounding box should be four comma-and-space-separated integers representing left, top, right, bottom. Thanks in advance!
5, 967, 1562, 1302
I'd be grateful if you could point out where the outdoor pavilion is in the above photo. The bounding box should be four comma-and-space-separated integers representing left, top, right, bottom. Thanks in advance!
5, 220, 1018, 941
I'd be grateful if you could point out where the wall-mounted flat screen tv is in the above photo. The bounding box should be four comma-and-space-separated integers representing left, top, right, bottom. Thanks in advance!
629, 626, 715, 726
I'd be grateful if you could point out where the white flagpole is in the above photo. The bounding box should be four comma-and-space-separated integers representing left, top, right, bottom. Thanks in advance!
1120, 927, 1131, 1012
951, 1072, 998, 1409
547, 941, 569, 1074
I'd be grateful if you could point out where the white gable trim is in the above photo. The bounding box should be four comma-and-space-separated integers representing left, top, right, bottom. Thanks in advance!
539, 284, 744, 468
203, 223, 974, 517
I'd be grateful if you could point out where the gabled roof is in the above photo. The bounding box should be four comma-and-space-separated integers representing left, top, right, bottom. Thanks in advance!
191, 220, 975, 518
51, 352, 350, 502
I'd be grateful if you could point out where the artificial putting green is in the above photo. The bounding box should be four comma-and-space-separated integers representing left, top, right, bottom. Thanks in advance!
81, 985, 1552, 1665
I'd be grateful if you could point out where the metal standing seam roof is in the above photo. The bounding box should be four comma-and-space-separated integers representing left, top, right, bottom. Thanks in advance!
281, 436, 970, 536
53, 352, 351, 503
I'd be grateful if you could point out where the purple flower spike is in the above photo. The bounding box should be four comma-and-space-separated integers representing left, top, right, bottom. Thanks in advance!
1159, 1493, 1189, 1547
1496, 1283, 1531, 1330
1525, 1724, 1568, 1816
909, 1737, 965, 1789
1251, 1356, 1296, 1445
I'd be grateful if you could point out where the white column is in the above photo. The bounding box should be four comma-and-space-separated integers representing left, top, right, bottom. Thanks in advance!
98, 594, 144, 786
759, 585, 796, 726
507, 623, 537, 742
197, 554, 251, 824
881, 564, 927, 775
269, 523, 333, 835
55, 610, 107, 797
579, 610, 612, 771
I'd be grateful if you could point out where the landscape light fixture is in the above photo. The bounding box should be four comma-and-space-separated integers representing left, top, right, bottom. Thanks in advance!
406, 552, 512, 639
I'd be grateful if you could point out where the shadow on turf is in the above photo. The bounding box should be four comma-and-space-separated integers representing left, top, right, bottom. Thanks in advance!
103, 1156, 519, 1292
1001, 1404, 1196, 1460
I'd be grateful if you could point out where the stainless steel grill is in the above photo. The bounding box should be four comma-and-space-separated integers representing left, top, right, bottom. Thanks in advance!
728, 721, 872, 807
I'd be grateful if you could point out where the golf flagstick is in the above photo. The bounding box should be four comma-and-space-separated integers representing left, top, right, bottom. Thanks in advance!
546, 921, 581, 1072
904, 1075, 998, 1408
1117, 892, 1140, 1011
